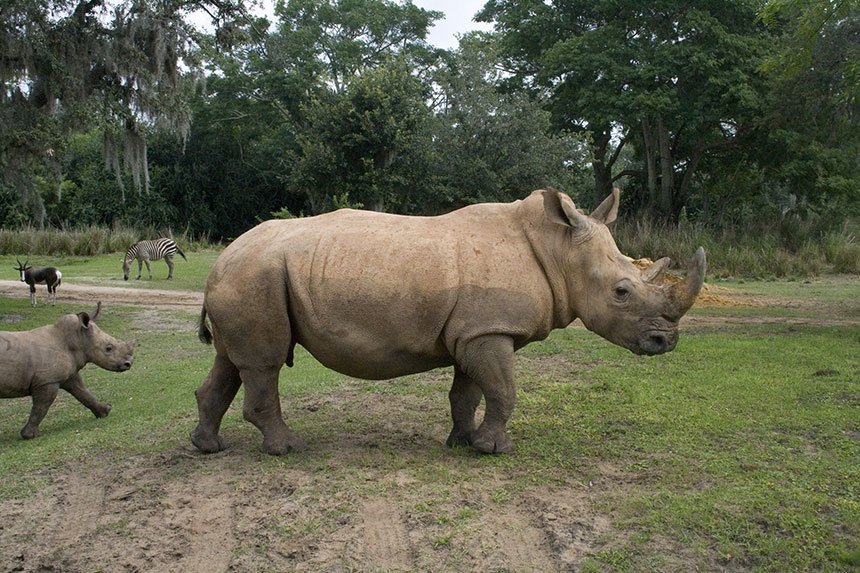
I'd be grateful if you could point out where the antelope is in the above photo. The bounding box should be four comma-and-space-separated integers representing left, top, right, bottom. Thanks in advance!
15, 258, 62, 306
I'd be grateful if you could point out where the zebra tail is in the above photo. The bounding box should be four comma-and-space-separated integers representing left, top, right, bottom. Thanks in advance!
198, 307, 213, 344
177, 246, 187, 261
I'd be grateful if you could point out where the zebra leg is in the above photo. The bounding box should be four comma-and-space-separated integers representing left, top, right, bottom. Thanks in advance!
136, 259, 143, 280
165, 255, 175, 279
144, 258, 152, 279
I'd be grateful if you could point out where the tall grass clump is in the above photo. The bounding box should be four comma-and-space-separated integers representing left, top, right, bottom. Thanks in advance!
615, 216, 859, 278
0, 225, 212, 257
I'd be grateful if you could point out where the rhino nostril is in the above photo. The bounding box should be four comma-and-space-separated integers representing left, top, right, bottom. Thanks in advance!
648, 334, 667, 352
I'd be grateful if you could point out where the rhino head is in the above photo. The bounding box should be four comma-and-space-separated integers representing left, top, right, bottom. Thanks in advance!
539, 188, 706, 356
67, 302, 135, 371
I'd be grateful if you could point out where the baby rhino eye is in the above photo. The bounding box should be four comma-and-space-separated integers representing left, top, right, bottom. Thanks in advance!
614, 286, 630, 300
105, 344, 113, 353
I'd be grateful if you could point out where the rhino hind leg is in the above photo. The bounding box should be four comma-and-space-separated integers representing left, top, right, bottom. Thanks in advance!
446, 368, 483, 448
61, 374, 111, 418
241, 367, 307, 455
21, 384, 60, 439
191, 353, 243, 453
457, 335, 516, 454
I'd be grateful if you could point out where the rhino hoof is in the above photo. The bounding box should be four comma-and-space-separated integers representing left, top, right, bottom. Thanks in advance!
471, 428, 514, 454
446, 430, 473, 448
190, 427, 226, 454
20, 426, 40, 440
262, 434, 307, 456
94, 403, 112, 418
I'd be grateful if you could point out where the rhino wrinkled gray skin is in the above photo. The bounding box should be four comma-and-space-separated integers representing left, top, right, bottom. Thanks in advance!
0, 303, 134, 439
193, 189, 706, 455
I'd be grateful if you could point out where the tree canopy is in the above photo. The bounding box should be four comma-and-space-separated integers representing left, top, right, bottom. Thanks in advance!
1, 0, 856, 236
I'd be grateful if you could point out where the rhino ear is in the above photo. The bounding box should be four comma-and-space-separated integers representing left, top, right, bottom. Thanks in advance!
78, 312, 91, 330
590, 187, 620, 225
542, 190, 591, 230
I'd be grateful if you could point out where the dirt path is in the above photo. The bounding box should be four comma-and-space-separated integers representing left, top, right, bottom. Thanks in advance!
0, 279, 203, 309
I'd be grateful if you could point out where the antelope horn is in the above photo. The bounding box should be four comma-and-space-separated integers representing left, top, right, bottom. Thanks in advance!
91, 301, 102, 322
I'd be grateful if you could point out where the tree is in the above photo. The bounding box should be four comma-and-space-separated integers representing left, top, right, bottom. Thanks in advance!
426, 32, 589, 211
760, 0, 860, 104
259, 0, 442, 213
479, 0, 773, 219
0, 0, 248, 226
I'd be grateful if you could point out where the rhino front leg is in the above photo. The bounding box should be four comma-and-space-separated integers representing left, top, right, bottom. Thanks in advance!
241, 366, 307, 455
21, 384, 60, 439
191, 353, 242, 453
458, 335, 516, 454
61, 374, 111, 418
446, 368, 483, 448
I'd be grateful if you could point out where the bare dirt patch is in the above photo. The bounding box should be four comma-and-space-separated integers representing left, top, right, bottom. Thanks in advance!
0, 421, 631, 573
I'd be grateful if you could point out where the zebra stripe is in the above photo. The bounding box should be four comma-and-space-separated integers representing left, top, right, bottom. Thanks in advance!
123, 238, 187, 280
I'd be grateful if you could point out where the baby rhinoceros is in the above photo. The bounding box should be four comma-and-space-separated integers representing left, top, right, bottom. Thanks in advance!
0, 302, 134, 439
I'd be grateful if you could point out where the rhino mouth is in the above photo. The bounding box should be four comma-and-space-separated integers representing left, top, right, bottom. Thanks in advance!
635, 330, 678, 355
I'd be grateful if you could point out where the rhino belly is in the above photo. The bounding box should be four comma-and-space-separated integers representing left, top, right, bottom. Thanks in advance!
300, 337, 454, 380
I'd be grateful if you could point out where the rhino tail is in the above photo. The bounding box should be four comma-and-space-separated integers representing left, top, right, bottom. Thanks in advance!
286, 342, 295, 368
198, 307, 213, 344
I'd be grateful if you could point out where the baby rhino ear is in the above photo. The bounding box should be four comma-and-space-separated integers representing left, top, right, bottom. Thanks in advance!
590, 187, 620, 225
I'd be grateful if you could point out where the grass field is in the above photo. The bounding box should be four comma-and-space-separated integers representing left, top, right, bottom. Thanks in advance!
0, 264, 857, 571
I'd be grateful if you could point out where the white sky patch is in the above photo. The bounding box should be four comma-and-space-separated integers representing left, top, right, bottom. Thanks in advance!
411, 0, 494, 49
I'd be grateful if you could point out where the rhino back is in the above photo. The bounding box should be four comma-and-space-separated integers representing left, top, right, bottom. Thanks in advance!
0, 327, 77, 397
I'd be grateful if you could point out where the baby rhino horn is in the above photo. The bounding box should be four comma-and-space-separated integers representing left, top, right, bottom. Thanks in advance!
666, 247, 707, 319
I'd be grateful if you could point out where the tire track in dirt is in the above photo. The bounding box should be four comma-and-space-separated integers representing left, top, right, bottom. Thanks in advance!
167, 472, 236, 573
352, 498, 415, 571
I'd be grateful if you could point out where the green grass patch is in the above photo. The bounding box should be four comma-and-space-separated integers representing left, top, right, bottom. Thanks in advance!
0, 250, 221, 292
0, 276, 857, 570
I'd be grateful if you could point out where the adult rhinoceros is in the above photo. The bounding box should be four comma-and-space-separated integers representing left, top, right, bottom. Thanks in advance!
192, 188, 705, 455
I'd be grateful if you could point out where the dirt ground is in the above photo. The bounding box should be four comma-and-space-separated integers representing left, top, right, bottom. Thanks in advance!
0, 279, 852, 572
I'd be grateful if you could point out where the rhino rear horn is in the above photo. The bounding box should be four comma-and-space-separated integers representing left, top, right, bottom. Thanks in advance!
643, 257, 671, 283
667, 247, 707, 318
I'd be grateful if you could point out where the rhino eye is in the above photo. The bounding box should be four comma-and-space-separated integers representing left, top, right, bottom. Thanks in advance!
614, 286, 630, 300
105, 344, 113, 353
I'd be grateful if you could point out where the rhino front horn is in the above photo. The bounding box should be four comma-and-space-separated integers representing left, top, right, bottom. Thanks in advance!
668, 247, 707, 318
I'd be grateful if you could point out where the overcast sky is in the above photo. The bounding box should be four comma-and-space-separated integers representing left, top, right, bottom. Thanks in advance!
412, 0, 494, 49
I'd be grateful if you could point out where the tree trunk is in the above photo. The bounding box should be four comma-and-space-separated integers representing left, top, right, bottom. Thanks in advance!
656, 117, 674, 218
591, 128, 614, 206
641, 118, 658, 211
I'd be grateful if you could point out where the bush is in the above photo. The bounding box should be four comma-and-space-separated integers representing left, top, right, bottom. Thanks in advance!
0, 226, 211, 257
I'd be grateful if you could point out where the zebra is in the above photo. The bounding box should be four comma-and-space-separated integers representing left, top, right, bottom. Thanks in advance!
122, 238, 187, 281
